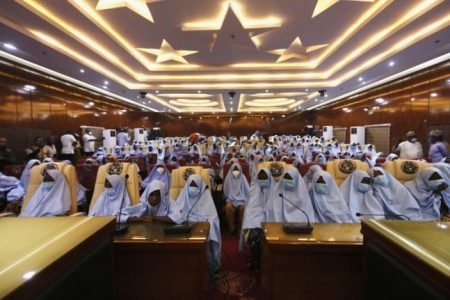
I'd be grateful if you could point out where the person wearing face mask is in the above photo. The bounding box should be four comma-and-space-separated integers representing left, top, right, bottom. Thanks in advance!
428, 130, 448, 163
20, 170, 71, 217
240, 168, 272, 270
118, 180, 170, 223
310, 171, 352, 223
169, 175, 221, 279
19, 159, 41, 191
0, 171, 25, 213
367, 167, 422, 221
167, 155, 180, 168
88, 174, 131, 216
223, 163, 250, 234
393, 131, 423, 159
339, 170, 385, 222
404, 167, 449, 220
268, 166, 316, 223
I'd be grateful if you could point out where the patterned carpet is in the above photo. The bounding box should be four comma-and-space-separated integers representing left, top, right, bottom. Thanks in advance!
212, 234, 260, 300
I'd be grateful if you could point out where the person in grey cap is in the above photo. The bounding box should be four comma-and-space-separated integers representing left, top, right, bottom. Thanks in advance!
393, 131, 423, 159
428, 130, 448, 163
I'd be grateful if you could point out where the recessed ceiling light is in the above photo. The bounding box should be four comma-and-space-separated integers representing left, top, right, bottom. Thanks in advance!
101, 111, 107, 115
282, 114, 285, 118
216, 116, 219, 119
375, 98, 385, 104
410, 97, 415, 101
314, 99, 317, 102
94, 113, 99, 117
197, 90, 201, 93
88, 101, 94, 106
23, 85, 36, 91
102, 85, 108, 89
168, 109, 171, 112
191, 111, 194, 114
199, 117, 202, 119
148, 100, 151, 104
364, 108, 369, 112
362, 81, 366, 84
430, 92, 438, 97
265, 89, 269, 93
389, 61, 395, 67
3, 43, 17, 50
80, 69, 85, 73
358, 77, 363, 82
325, 94, 328, 98
104, 80, 109, 85
305, 88, 309, 92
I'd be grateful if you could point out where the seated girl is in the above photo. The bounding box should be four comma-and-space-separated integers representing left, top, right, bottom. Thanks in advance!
89, 174, 131, 216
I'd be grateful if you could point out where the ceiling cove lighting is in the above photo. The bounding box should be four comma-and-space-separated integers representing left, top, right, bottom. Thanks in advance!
430, 92, 438, 97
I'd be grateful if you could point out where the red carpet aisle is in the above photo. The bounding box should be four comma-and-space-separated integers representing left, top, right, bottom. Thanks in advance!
212, 234, 260, 299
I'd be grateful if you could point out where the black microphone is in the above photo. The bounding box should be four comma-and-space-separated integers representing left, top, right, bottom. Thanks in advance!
115, 174, 130, 235
164, 186, 209, 235
355, 212, 411, 221
279, 193, 313, 234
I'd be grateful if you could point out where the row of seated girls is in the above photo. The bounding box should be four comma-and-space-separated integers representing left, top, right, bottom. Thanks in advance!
1, 137, 449, 279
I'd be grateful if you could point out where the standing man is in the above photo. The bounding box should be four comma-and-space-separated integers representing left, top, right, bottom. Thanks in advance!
82, 129, 96, 156
60, 130, 77, 163
393, 131, 423, 159
117, 128, 130, 146
428, 130, 448, 163
25, 136, 45, 161
0, 137, 15, 172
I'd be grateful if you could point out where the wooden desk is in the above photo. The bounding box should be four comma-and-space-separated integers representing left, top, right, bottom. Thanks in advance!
361, 220, 450, 299
0, 217, 115, 299
114, 221, 209, 300
261, 222, 363, 300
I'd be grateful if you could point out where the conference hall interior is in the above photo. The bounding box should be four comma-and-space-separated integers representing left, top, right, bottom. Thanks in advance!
0, 0, 449, 299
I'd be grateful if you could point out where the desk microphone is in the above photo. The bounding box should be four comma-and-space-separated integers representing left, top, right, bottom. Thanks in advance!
355, 212, 411, 221
115, 174, 129, 235
164, 186, 209, 235
279, 193, 313, 234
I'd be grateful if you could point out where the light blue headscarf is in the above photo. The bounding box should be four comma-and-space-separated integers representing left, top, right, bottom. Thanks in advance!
119, 180, 170, 223
314, 153, 327, 164
340, 170, 386, 222
310, 170, 352, 223
167, 155, 180, 168
168, 174, 221, 270
303, 164, 323, 192
20, 159, 41, 190
368, 167, 422, 221
141, 160, 171, 190
224, 163, 249, 207
267, 166, 316, 223
0, 172, 25, 201
89, 174, 131, 216
20, 170, 71, 217
433, 163, 450, 207
404, 167, 446, 221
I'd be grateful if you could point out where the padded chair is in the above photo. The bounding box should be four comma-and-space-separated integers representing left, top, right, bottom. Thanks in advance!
169, 166, 211, 200
222, 162, 250, 183
75, 163, 100, 191
297, 163, 327, 177
383, 159, 432, 184
89, 162, 141, 212
326, 159, 369, 186
22, 162, 78, 215
257, 161, 289, 182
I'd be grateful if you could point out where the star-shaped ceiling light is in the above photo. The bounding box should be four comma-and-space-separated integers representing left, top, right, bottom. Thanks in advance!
268, 37, 328, 63
312, 0, 375, 18
138, 39, 198, 64
182, 1, 281, 51
96, 0, 164, 23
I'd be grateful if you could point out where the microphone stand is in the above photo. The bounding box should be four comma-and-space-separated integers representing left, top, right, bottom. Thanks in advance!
164, 186, 209, 235
279, 193, 313, 234
356, 212, 411, 221
115, 174, 129, 235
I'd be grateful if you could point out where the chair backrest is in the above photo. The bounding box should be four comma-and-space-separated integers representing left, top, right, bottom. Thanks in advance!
326, 159, 369, 186
383, 159, 432, 184
89, 162, 141, 211
297, 163, 327, 177
75, 163, 100, 191
257, 161, 289, 182
22, 162, 78, 214
169, 166, 211, 200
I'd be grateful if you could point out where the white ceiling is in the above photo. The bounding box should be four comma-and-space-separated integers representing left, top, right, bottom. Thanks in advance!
0, 0, 449, 113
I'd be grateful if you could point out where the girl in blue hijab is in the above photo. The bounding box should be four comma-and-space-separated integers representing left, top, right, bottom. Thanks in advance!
224, 163, 249, 234
404, 167, 448, 220
20, 159, 41, 191
119, 180, 170, 222
340, 170, 386, 222
268, 166, 316, 223
89, 174, 131, 216
310, 170, 352, 223
141, 160, 171, 190
168, 174, 221, 278
20, 170, 71, 217
368, 167, 422, 220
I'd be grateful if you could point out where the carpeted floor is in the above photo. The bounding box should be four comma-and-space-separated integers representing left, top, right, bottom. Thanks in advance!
211, 234, 261, 300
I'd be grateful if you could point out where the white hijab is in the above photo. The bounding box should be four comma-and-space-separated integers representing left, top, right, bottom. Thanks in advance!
89, 174, 131, 216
